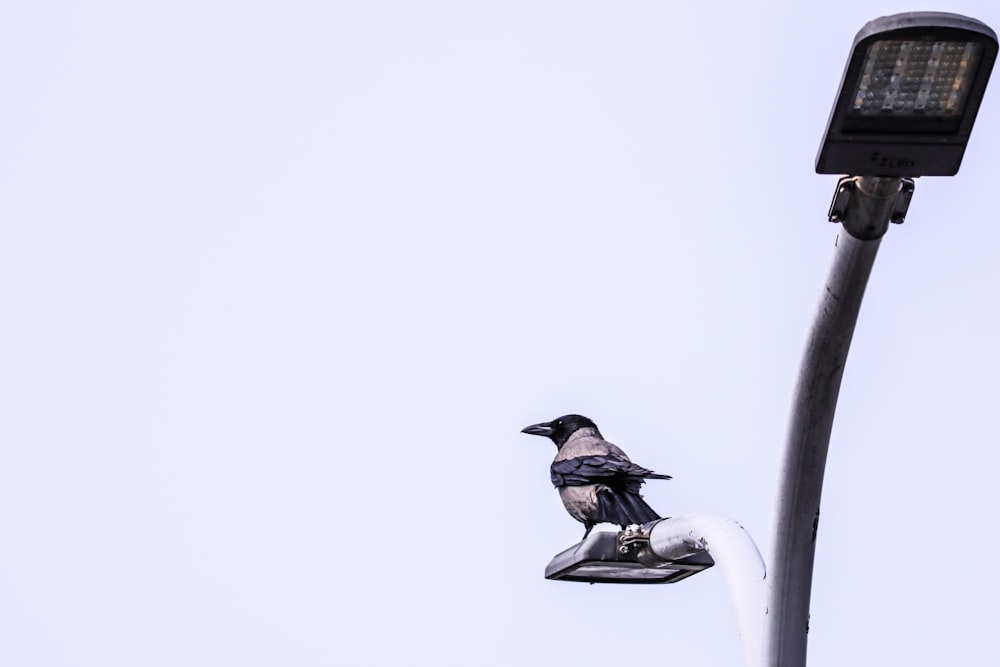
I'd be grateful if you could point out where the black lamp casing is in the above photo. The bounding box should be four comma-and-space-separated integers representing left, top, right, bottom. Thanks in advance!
816, 12, 998, 177
544, 530, 714, 584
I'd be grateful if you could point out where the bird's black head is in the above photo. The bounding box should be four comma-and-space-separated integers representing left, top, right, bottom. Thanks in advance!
520, 414, 601, 449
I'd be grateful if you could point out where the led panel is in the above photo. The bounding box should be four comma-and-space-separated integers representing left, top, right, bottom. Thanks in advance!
851, 40, 981, 117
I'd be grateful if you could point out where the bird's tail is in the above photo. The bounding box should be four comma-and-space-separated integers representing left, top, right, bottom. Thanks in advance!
597, 489, 661, 526
644, 472, 672, 480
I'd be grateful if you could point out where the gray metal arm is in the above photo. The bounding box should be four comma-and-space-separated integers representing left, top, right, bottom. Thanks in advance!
761, 177, 911, 666
646, 515, 765, 667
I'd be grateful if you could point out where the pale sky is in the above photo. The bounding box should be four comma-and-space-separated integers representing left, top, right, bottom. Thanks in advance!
3, 2, 999, 665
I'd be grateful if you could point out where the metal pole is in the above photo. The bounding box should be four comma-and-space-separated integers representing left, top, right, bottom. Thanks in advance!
646, 514, 766, 667
761, 177, 911, 667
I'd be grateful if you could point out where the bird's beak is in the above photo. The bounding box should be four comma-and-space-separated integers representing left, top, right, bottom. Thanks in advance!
521, 421, 554, 437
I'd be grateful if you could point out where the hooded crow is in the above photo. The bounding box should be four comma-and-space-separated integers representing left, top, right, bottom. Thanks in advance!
521, 414, 670, 539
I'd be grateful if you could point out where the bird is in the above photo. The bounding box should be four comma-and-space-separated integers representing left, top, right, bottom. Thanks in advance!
521, 414, 671, 540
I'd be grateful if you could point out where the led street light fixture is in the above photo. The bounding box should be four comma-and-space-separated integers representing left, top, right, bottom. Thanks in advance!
817, 12, 997, 176
544, 530, 714, 584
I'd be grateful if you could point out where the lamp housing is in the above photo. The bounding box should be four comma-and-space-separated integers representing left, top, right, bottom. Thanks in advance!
816, 12, 997, 177
544, 529, 714, 584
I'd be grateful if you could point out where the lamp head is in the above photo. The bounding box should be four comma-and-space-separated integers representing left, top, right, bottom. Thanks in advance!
816, 12, 998, 177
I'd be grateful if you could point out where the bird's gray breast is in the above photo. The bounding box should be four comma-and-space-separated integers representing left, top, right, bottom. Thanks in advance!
557, 485, 602, 523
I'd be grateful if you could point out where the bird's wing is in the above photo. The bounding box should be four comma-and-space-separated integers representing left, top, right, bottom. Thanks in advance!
550, 455, 671, 487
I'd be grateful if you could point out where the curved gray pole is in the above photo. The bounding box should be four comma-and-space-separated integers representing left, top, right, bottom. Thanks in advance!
646, 515, 765, 667
762, 177, 908, 667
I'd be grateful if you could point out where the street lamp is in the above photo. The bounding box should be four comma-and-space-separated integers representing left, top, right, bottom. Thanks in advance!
816, 12, 997, 177
544, 515, 766, 667
535, 12, 996, 667
765, 11, 997, 667
544, 526, 714, 584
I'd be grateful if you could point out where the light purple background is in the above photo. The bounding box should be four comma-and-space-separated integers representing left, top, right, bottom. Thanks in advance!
3, 2, 998, 665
